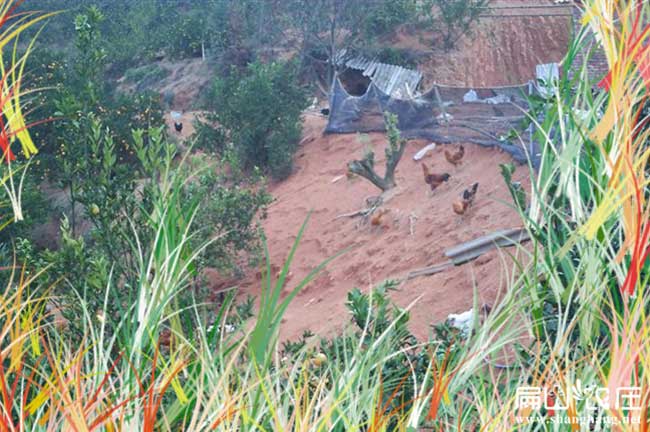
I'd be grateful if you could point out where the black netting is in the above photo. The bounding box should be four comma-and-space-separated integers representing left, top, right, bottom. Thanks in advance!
325, 76, 540, 167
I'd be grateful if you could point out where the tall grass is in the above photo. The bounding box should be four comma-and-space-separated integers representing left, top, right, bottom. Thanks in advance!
3, 0, 650, 430
0, 2, 54, 222
438, 1, 650, 430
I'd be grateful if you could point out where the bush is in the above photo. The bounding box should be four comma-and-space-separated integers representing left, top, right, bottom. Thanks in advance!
13, 119, 271, 341
424, 0, 489, 51
179, 159, 272, 274
29, 10, 164, 180
362, 0, 419, 39
0, 168, 50, 243
165, 8, 209, 59
200, 60, 308, 180
373, 47, 419, 68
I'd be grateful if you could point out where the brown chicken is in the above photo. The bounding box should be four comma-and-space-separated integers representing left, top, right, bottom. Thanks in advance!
452, 182, 479, 215
370, 208, 389, 226
444, 145, 465, 166
421, 163, 450, 191
159, 328, 173, 348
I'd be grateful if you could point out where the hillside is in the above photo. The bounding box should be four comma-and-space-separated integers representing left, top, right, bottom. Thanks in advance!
159, 2, 569, 340
12, 0, 642, 429
126, 1, 571, 111
414, 2, 571, 86
233, 115, 530, 340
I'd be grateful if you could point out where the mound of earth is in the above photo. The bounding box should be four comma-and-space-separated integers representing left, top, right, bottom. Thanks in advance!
236, 115, 531, 341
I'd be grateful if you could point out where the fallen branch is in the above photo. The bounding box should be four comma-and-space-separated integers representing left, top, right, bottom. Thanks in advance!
334, 209, 369, 220
334, 195, 384, 220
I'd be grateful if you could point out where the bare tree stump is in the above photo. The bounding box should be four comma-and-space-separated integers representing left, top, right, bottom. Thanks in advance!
347, 113, 407, 192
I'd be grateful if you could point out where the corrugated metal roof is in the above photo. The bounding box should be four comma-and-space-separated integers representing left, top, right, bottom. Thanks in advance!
335, 49, 422, 99
444, 228, 530, 265
405, 227, 530, 280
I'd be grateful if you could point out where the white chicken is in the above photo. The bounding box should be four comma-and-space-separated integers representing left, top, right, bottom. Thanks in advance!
447, 308, 474, 337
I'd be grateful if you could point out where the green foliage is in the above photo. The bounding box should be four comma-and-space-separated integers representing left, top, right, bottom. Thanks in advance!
235, 294, 255, 321
30, 8, 164, 173
424, 0, 489, 51
77, 118, 147, 277
31, 7, 163, 233
282, 329, 315, 356
111, 0, 285, 63
372, 47, 419, 69
0, 168, 49, 243
13, 217, 111, 340
164, 7, 210, 59
72, 6, 107, 108
347, 279, 409, 339
13, 115, 270, 341
319, 280, 427, 425
22, 1, 181, 70
500, 163, 527, 212
192, 119, 227, 154
179, 159, 271, 273
200, 61, 308, 179
24, 0, 287, 73
362, 0, 419, 40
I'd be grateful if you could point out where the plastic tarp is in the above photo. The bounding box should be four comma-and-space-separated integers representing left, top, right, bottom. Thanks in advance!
535, 63, 560, 98
325, 76, 539, 166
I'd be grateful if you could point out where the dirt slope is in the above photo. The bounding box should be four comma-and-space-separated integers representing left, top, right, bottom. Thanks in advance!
398, 1, 572, 87
237, 115, 531, 341
145, 0, 563, 340
119, 58, 212, 111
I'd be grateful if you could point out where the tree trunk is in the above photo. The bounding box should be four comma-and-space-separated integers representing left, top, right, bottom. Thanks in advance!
383, 140, 407, 189
69, 183, 77, 237
327, 11, 338, 96
348, 159, 393, 192
348, 112, 406, 192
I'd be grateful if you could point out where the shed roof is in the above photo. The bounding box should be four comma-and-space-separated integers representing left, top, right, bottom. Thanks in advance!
335, 50, 423, 99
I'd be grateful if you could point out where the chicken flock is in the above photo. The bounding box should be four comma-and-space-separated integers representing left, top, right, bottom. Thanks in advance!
421, 144, 479, 216
368, 143, 481, 229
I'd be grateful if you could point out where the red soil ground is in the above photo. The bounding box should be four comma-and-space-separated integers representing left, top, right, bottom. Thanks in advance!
399, 0, 572, 87
236, 115, 531, 341
154, 0, 566, 341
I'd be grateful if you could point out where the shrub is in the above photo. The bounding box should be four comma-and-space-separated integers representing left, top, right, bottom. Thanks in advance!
30, 10, 164, 180
179, 159, 272, 274
0, 168, 50, 243
424, 0, 489, 51
165, 8, 209, 59
14, 119, 271, 341
362, 0, 419, 39
200, 60, 308, 180
373, 47, 419, 69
